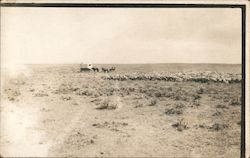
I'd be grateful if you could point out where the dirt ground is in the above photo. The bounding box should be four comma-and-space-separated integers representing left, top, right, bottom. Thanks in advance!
0, 65, 241, 157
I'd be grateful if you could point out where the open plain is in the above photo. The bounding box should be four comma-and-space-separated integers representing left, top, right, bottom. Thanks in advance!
0, 64, 242, 157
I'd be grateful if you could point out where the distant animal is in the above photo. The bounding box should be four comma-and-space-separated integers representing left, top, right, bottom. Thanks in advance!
109, 67, 116, 72
92, 67, 99, 72
102, 68, 110, 73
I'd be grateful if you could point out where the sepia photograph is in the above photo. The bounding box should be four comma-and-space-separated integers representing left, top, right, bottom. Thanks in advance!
0, 2, 248, 157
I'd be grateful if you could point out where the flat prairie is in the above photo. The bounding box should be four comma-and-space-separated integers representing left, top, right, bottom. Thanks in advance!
0, 64, 242, 157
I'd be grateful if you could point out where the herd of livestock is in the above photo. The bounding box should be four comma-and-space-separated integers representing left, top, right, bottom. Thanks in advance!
102, 71, 242, 84
79, 64, 241, 84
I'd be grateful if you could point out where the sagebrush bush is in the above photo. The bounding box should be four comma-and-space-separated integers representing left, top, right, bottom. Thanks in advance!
34, 90, 48, 97
96, 99, 117, 110
172, 119, 189, 131
229, 98, 241, 106
148, 99, 157, 106
165, 108, 183, 115
197, 88, 205, 94
216, 104, 228, 109
56, 83, 78, 94
154, 92, 162, 98
76, 89, 93, 96
209, 123, 228, 131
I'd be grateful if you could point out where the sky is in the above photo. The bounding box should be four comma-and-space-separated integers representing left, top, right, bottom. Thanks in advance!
1, 7, 242, 65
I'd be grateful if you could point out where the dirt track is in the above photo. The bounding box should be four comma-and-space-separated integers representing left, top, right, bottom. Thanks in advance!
0, 65, 241, 157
